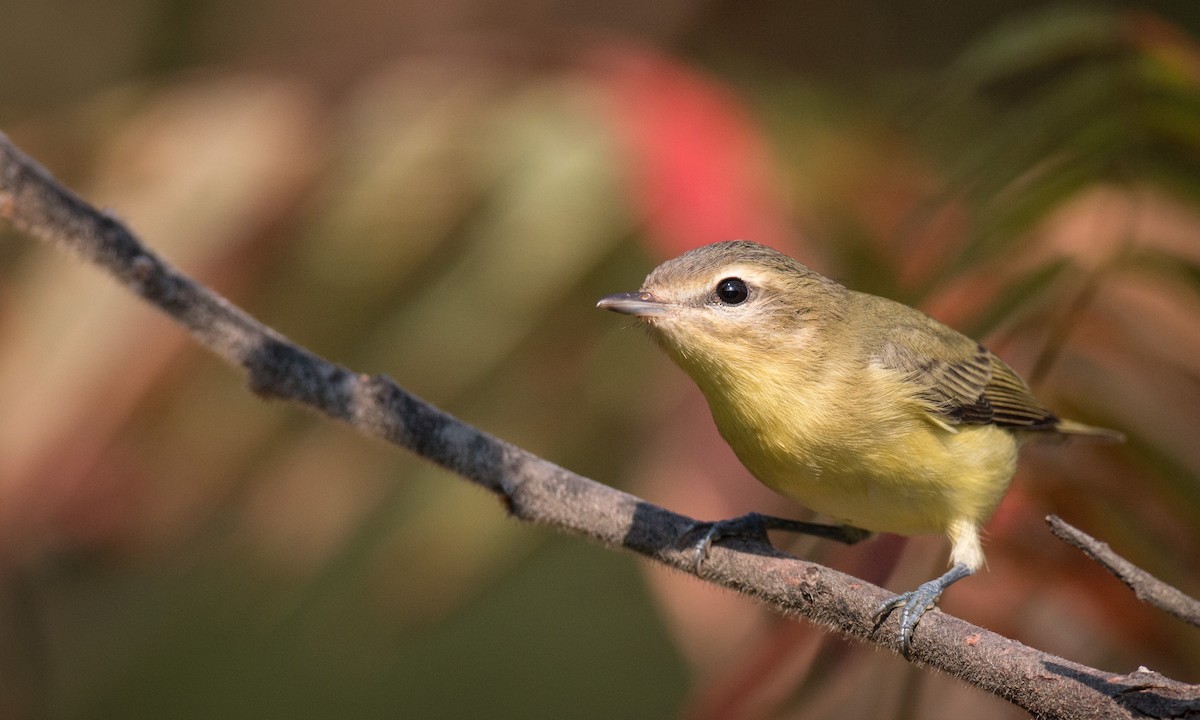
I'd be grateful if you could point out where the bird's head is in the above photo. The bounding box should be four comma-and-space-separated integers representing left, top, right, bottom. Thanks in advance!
597, 240, 847, 386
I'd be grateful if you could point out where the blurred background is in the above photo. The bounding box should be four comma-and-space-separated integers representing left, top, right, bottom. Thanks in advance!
1, 0, 1199, 718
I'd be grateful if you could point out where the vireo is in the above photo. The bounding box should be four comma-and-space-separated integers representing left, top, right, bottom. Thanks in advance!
598, 240, 1121, 652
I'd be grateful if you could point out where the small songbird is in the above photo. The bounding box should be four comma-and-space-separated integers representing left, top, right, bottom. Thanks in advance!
597, 240, 1122, 652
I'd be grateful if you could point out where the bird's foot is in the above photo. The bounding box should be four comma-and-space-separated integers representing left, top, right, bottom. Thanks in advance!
684, 513, 770, 573
684, 513, 870, 573
874, 563, 973, 655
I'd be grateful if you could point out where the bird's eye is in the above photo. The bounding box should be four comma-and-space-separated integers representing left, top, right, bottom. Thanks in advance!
715, 277, 750, 305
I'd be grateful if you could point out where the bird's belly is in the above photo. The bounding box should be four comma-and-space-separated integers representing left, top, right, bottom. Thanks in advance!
724, 419, 1018, 537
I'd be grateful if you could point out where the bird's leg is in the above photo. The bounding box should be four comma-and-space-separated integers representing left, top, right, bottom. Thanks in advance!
686, 512, 871, 572
874, 562, 974, 654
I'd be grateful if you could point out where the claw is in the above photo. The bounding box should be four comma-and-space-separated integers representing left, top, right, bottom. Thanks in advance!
683, 513, 868, 573
685, 513, 770, 573
690, 523, 720, 573
875, 563, 973, 654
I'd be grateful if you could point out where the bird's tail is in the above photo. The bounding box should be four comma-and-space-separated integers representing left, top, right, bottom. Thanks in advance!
1054, 418, 1126, 443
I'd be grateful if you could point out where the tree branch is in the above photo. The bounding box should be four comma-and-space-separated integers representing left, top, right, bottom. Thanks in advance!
1, 130, 1196, 720
1047, 514, 1200, 628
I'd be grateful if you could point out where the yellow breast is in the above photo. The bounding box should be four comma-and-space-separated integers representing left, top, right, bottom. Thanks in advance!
694, 360, 1018, 537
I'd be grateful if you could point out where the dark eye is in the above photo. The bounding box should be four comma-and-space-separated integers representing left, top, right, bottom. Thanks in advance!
715, 277, 749, 305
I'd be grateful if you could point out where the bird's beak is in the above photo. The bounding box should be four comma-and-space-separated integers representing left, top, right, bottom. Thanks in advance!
596, 291, 671, 317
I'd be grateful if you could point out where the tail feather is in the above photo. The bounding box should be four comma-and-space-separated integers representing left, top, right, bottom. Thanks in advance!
1053, 418, 1126, 443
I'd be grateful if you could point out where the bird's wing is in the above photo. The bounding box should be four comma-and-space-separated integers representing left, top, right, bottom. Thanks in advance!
873, 315, 1059, 430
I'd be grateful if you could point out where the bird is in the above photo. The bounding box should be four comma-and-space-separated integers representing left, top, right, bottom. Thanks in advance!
597, 240, 1122, 652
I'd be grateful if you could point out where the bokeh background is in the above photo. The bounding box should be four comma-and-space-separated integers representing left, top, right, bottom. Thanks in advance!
2, 1, 1199, 718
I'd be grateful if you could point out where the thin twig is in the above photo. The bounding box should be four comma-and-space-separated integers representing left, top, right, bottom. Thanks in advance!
1047, 515, 1200, 628
2, 130, 1197, 720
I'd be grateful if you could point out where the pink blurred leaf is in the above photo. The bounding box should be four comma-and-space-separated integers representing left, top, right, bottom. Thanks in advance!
589, 44, 796, 258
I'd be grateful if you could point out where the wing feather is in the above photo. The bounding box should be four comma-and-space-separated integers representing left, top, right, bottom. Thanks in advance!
871, 312, 1058, 430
